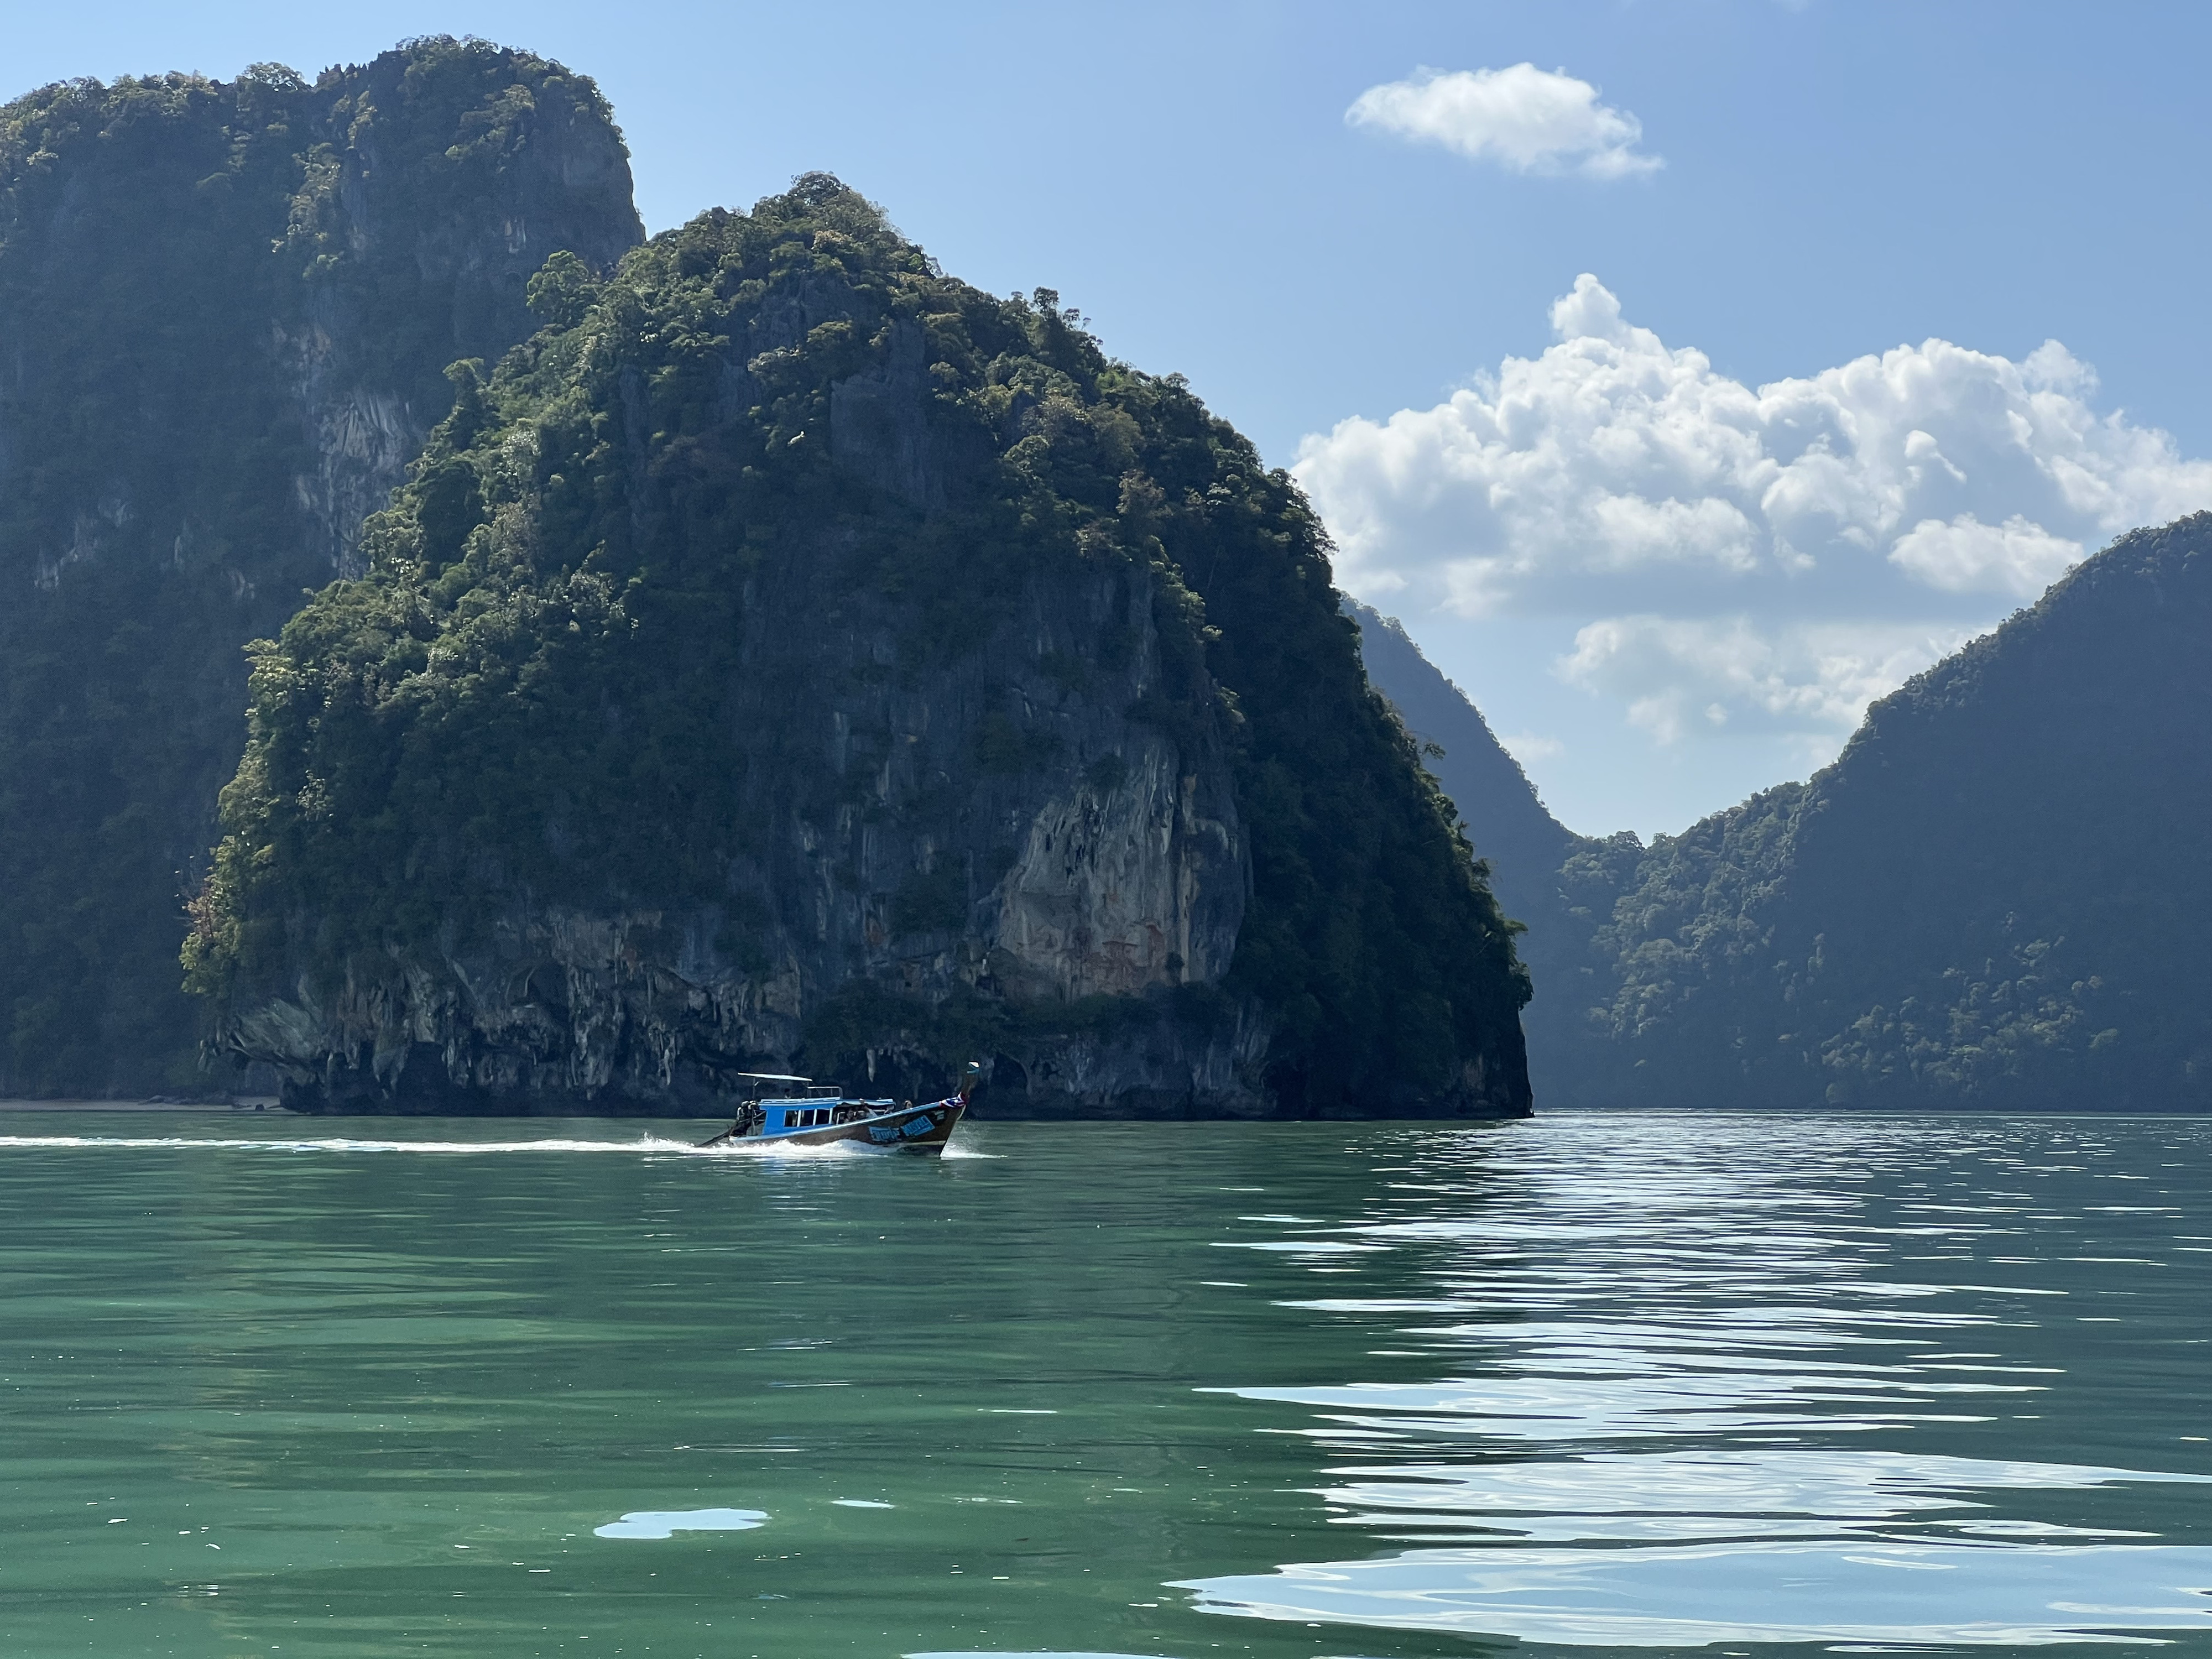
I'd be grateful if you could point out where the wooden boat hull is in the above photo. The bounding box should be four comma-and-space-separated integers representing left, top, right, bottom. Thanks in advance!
697, 1097, 965, 1154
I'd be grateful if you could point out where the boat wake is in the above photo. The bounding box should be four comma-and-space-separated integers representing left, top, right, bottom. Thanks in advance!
0, 1132, 884, 1158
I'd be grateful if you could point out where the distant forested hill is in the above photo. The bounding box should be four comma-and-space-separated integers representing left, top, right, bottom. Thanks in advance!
0, 40, 641, 1093
1356, 514, 2212, 1111
1345, 603, 1578, 919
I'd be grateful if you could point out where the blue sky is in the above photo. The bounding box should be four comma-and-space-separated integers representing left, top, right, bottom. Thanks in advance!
13, 1, 2208, 834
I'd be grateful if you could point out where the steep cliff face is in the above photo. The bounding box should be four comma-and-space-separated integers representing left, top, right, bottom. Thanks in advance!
226, 559, 1257, 1117
192, 178, 1532, 1119
275, 43, 640, 572
0, 40, 642, 1093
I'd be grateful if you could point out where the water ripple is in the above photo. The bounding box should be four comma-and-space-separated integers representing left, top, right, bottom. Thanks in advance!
1186, 1113, 2212, 1649
1180, 1538, 2212, 1646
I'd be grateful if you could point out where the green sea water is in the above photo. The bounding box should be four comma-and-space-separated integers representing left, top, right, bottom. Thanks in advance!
0, 1110, 2204, 1658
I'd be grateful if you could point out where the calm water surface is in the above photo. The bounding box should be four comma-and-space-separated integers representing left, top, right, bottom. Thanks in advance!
0, 1110, 2204, 1658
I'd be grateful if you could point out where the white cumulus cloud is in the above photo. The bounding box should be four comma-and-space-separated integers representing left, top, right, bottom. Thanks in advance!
1295, 276, 2211, 750
1887, 512, 2082, 596
1347, 65, 1661, 180
1557, 617, 1972, 747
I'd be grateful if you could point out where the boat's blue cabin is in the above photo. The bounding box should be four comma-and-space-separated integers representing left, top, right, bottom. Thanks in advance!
755, 1095, 897, 1135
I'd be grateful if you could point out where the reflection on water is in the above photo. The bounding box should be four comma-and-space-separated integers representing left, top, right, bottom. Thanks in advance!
592, 1506, 767, 1538
1180, 1448, 2212, 1645
1180, 1113, 2212, 1648
0, 1110, 2203, 1657
1186, 1540, 2212, 1645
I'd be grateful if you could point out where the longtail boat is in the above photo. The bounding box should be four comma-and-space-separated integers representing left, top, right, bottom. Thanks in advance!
696, 1062, 978, 1154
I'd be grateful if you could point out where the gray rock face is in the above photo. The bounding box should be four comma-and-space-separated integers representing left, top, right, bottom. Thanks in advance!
991, 735, 1240, 999
288, 384, 420, 577
275, 46, 641, 575
828, 319, 945, 511
232, 558, 1266, 1118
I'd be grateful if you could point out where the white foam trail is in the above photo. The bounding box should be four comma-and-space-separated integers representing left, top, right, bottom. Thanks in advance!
0, 1133, 886, 1158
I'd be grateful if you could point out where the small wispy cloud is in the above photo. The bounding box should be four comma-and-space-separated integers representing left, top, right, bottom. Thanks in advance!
1346, 64, 1661, 180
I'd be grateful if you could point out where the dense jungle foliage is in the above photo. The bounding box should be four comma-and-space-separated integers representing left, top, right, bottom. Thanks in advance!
190, 175, 1532, 1114
0, 39, 640, 1093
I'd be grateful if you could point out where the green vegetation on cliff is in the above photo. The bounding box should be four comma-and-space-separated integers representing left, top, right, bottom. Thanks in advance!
190, 175, 1531, 1115
0, 40, 640, 1093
